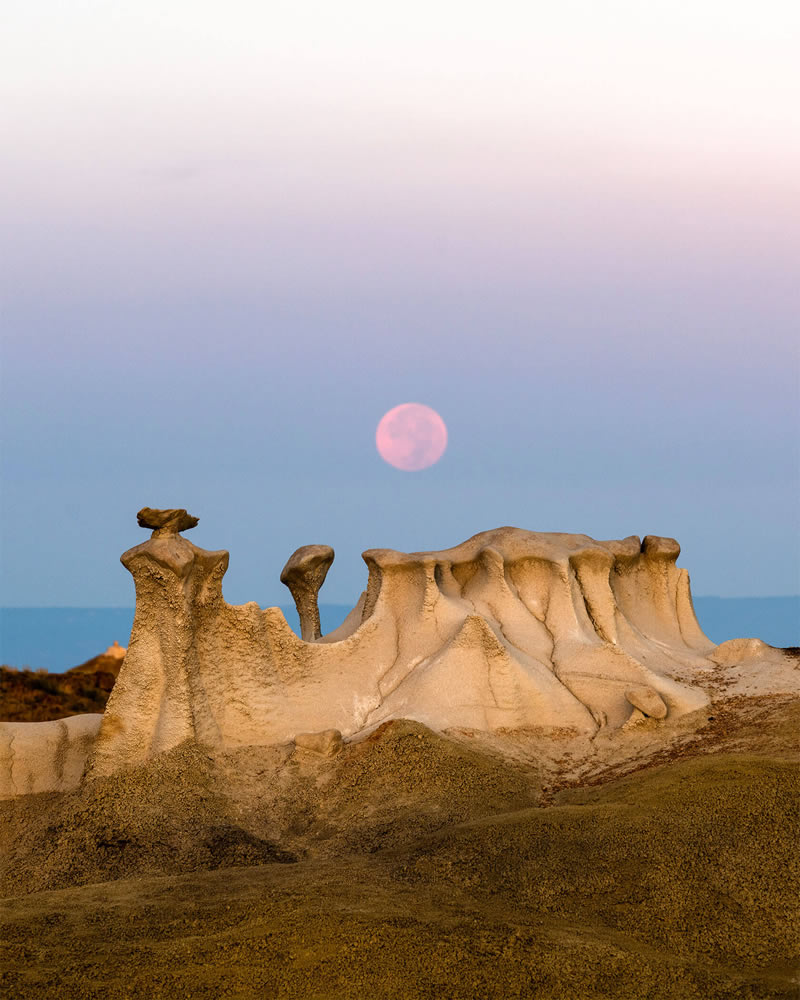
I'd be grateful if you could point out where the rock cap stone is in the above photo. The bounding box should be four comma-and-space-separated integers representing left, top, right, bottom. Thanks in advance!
280, 545, 335, 586
137, 507, 199, 537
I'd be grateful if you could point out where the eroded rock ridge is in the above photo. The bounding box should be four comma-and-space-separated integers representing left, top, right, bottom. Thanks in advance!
3, 508, 794, 797
86, 513, 721, 777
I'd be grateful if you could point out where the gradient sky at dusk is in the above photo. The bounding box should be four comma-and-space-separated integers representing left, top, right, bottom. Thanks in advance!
1, 1, 798, 607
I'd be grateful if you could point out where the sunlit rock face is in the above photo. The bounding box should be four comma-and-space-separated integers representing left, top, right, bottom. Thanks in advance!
11, 508, 797, 800
83, 517, 718, 779
0, 715, 103, 797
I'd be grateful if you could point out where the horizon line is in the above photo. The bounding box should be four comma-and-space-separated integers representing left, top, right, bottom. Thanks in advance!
2, 596, 799, 610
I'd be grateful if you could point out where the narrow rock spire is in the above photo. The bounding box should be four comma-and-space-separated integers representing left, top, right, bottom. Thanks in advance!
280, 545, 335, 641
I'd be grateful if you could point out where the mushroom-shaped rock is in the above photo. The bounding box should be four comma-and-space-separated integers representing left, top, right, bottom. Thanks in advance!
625, 685, 668, 719
294, 729, 343, 757
280, 544, 335, 641
137, 507, 199, 537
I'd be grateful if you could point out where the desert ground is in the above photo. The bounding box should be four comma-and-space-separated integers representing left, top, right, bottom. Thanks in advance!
1, 676, 798, 999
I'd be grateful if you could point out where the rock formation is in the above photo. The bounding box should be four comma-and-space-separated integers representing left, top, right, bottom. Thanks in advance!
85, 515, 718, 777
136, 506, 199, 535
1, 509, 795, 798
280, 544, 335, 641
0, 715, 102, 796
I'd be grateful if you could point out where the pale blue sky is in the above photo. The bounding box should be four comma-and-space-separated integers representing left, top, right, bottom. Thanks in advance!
1, 1, 798, 606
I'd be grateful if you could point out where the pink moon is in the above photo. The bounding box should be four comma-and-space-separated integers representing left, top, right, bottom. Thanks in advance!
376, 403, 448, 471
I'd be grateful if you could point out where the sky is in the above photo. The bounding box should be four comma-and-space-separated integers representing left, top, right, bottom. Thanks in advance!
1, 0, 798, 608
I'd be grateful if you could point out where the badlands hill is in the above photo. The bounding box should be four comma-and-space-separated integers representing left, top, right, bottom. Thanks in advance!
1, 510, 798, 999
0, 643, 125, 722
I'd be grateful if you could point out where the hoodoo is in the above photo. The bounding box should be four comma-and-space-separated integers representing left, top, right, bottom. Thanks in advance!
1, 508, 794, 797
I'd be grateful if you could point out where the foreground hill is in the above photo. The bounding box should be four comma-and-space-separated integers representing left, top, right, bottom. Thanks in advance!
0, 644, 124, 722
1, 696, 798, 999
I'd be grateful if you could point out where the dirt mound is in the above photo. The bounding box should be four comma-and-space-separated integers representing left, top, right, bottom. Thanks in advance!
320, 719, 540, 852
213, 719, 541, 858
0, 721, 538, 896
397, 754, 800, 967
2, 752, 797, 999
1, 701, 798, 998
0, 743, 295, 896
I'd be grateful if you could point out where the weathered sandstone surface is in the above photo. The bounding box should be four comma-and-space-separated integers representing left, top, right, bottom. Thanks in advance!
0, 510, 796, 798
0, 714, 102, 797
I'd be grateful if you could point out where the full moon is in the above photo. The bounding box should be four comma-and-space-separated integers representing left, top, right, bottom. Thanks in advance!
376, 403, 448, 471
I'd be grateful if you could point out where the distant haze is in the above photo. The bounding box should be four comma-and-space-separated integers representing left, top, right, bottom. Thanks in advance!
1, 1, 798, 605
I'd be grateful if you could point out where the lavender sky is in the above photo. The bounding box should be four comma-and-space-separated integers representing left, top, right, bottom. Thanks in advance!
1, 1, 798, 607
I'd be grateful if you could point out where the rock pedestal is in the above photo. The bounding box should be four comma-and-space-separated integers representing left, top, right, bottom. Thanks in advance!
85, 512, 719, 778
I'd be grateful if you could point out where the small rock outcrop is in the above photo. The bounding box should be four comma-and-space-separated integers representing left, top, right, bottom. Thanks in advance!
624, 685, 668, 719
294, 729, 344, 756
99, 640, 127, 662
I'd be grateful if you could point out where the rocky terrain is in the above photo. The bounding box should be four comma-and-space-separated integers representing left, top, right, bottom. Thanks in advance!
1, 514, 798, 998
0, 644, 124, 722
1, 690, 798, 998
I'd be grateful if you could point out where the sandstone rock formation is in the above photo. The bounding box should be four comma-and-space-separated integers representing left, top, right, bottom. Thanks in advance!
280, 544, 335, 641
136, 506, 199, 535
0, 714, 102, 796
85, 517, 718, 777
294, 728, 344, 756
1, 509, 795, 798
100, 640, 127, 662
